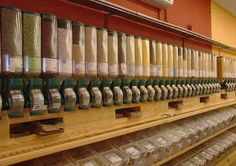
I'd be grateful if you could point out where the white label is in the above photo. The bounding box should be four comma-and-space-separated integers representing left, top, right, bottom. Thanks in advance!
7, 56, 23, 72
173, 68, 178, 77
109, 64, 119, 74
43, 58, 57, 73
150, 66, 156, 76
52, 102, 61, 109
98, 62, 108, 74
86, 62, 97, 72
187, 70, 191, 77
168, 68, 173, 77
156, 137, 167, 145
125, 147, 141, 157
105, 153, 122, 164
135, 65, 143, 74
75, 61, 85, 73
143, 66, 150, 76
120, 63, 127, 74
127, 64, 135, 76
179, 69, 183, 76
143, 142, 155, 150
59, 59, 72, 74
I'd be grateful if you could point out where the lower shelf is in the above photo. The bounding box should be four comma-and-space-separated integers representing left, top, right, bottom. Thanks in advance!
0, 93, 235, 166
215, 147, 236, 166
153, 123, 236, 166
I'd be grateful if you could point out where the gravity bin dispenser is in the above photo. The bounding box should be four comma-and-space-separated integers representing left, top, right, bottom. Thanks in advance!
75, 80, 90, 109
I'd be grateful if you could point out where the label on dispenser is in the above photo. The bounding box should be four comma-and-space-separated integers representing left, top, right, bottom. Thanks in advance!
59, 59, 72, 74
150, 66, 156, 76
98, 62, 108, 74
135, 65, 143, 74
125, 147, 141, 157
43, 58, 57, 72
109, 64, 119, 74
120, 63, 127, 74
105, 153, 122, 164
157, 65, 162, 76
32, 105, 47, 111
75, 61, 85, 73
86, 62, 97, 72
7, 56, 23, 72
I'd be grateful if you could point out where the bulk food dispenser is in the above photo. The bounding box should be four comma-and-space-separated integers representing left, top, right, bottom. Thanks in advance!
25, 79, 46, 115
57, 19, 76, 111
108, 30, 123, 105
44, 79, 61, 113
85, 25, 102, 108
72, 21, 90, 109
97, 28, 113, 107
123, 34, 135, 104
60, 79, 76, 111
5, 78, 25, 118
153, 80, 162, 101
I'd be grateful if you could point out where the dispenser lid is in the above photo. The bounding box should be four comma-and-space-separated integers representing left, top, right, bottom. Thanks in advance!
8, 78, 24, 90
160, 80, 165, 85
171, 80, 176, 85
111, 79, 122, 89
89, 79, 101, 89
138, 80, 146, 87
27, 78, 43, 90
46, 78, 60, 89
121, 79, 130, 87
130, 80, 139, 87
181, 80, 186, 84
75, 79, 89, 90
146, 79, 153, 86
153, 80, 160, 86
165, 80, 171, 85
101, 79, 112, 89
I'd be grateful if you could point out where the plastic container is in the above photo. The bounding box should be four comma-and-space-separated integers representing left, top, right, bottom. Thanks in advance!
199, 52, 203, 78
162, 43, 168, 77
173, 46, 178, 77
191, 50, 196, 78
97, 28, 108, 79
118, 32, 127, 79
108, 30, 119, 79
195, 51, 199, 78
23, 11, 41, 77
57, 19, 72, 78
72, 21, 85, 79
178, 47, 183, 78
135, 37, 143, 79
142, 38, 150, 79
168, 44, 173, 77
41, 13, 57, 77
150, 40, 157, 78
156, 42, 163, 77
85, 25, 97, 78
1, 6, 22, 76
126, 35, 135, 79
187, 48, 192, 78
183, 48, 188, 78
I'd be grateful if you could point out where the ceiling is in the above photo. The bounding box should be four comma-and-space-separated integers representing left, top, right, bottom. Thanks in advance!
214, 0, 236, 17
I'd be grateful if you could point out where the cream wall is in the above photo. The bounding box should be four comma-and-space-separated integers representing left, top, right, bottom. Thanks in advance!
211, 0, 236, 57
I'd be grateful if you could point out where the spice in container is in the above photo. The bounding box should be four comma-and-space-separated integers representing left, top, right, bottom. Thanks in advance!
57, 19, 72, 78
118, 32, 127, 79
183, 48, 187, 78
178, 47, 183, 78
72, 21, 85, 79
168, 44, 173, 77
191, 49, 196, 78
126, 35, 135, 79
108, 30, 119, 79
1, 6, 22, 76
97, 28, 108, 79
173, 45, 178, 77
41, 13, 57, 77
162, 43, 168, 77
85, 25, 97, 78
135, 37, 143, 79
142, 38, 150, 79
150, 40, 157, 78
156, 42, 163, 77
23, 11, 41, 77
187, 48, 192, 78
199, 52, 203, 78
195, 51, 199, 78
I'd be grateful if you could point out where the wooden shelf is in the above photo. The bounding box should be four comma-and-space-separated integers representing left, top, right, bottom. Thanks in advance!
153, 124, 236, 166
67, 0, 236, 52
215, 147, 236, 166
0, 92, 235, 166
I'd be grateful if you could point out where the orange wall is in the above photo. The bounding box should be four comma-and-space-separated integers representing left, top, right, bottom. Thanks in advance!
0, 0, 211, 51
